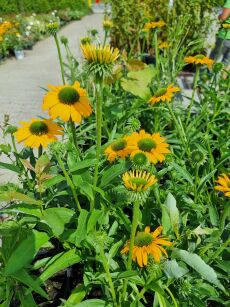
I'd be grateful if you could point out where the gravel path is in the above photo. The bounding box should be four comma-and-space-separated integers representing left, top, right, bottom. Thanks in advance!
0, 13, 103, 184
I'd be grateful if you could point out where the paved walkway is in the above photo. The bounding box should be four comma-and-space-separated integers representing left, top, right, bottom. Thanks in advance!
0, 13, 103, 183
0, 13, 103, 125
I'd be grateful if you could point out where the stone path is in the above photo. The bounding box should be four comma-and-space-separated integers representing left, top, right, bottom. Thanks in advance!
0, 13, 103, 183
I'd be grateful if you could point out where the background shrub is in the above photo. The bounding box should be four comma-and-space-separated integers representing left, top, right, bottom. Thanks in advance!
109, 0, 225, 53
0, 0, 88, 14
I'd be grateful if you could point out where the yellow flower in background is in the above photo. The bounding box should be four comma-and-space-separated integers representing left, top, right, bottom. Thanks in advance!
0, 36, 3, 42
145, 21, 166, 30
42, 81, 92, 123
122, 170, 157, 192
214, 174, 230, 197
14, 118, 63, 148
105, 137, 131, 162
222, 23, 230, 29
103, 19, 113, 31
127, 130, 170, 164
81, 44, 119, 64
184, 54, 214, 68
149, 84, 180, 104
158, 42, 169, 49
121, 226, 172, 267
0, 21, 12, 36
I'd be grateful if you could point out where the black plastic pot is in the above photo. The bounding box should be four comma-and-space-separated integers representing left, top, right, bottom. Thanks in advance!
141, 54, 156, 65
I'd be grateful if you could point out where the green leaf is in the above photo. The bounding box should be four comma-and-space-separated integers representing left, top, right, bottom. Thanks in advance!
161, 205, 171, 234
171, 162, 193, 185
163, 260, 188, 279
116, 271, 139, 279
165, 193, 180, 237
219, 204, 230, 235
2, 203, 42, 218
18, 290, 37, 307
87, 210, 104, 233
75, 299, 112, 307
0, 162, 20, 173
4, 230, 50, 275
120, 66, 155, 100
42, 207, 75, 237
64, 285, 86, 306
43, 174, 65, 188
100, 161, 130, 187
79, 182, 94, 201
108, 240, 123, 263
70, 159, 97, 173
0, 191, 42, 206
197, 169, 217, 194
173, 249, 225, 290
74, 209, 89, 246
12, 269, 48, 299
39, 249, 81, 283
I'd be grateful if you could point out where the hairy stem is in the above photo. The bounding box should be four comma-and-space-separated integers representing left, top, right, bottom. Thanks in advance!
56, 154, 81, 211
54, 34, 66, 85
122, 201, 139, 301
92, 81, 103, 210
99, 243, 118, 307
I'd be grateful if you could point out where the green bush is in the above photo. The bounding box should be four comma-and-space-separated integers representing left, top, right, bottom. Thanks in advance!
0, 0, 87, 14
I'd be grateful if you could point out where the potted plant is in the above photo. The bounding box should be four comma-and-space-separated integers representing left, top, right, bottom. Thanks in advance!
13, 33, 24, 59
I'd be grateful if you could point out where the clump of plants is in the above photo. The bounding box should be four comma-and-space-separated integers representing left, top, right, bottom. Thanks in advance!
108, 0, 221, 56
0, 13, 229, 307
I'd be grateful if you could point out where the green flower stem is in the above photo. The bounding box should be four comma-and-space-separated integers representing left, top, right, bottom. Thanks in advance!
164, 286, 179, 307
65, 44, 76, 84
185, 66, 200, 127
11, 134, 33, 189
194, 164, 200, 203
103, 30, 108, 48
70, 119, 81, 156
154, 31, 159, 72
166, 102, 190, 157
122, 200, 139, 301
92, 81, 103, 211
56, 154, 81, 211
54, 34, 66, 85
99, 243, 118, 307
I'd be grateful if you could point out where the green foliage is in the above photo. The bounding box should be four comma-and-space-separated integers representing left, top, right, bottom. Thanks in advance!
0, 10, 230, 307
0, 0, 87, 14
109, 0, 219, 54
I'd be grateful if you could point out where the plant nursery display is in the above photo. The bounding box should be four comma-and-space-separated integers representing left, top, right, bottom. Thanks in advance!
0, 1, 89, 60
0, 2, 229, 307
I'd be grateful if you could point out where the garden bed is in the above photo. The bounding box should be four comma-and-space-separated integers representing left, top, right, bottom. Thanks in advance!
0, 1, 229, 306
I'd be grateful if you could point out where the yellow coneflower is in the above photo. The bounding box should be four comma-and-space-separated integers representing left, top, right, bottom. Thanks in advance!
126, 130, 170, 164
214, 174, 230, 197
103, 19, 113, 31
121, 226, 172, 267
184, 54, 214, 68
158, 42, 169, 49
105, 137, 131, 162
81, 44, 119, 64
122, 170, 157, 192
42, 81, 92, 123
222, 23, 230, 29
145, 21, 166, 30
14, 118, 63, 148
149, 84, 180, 104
